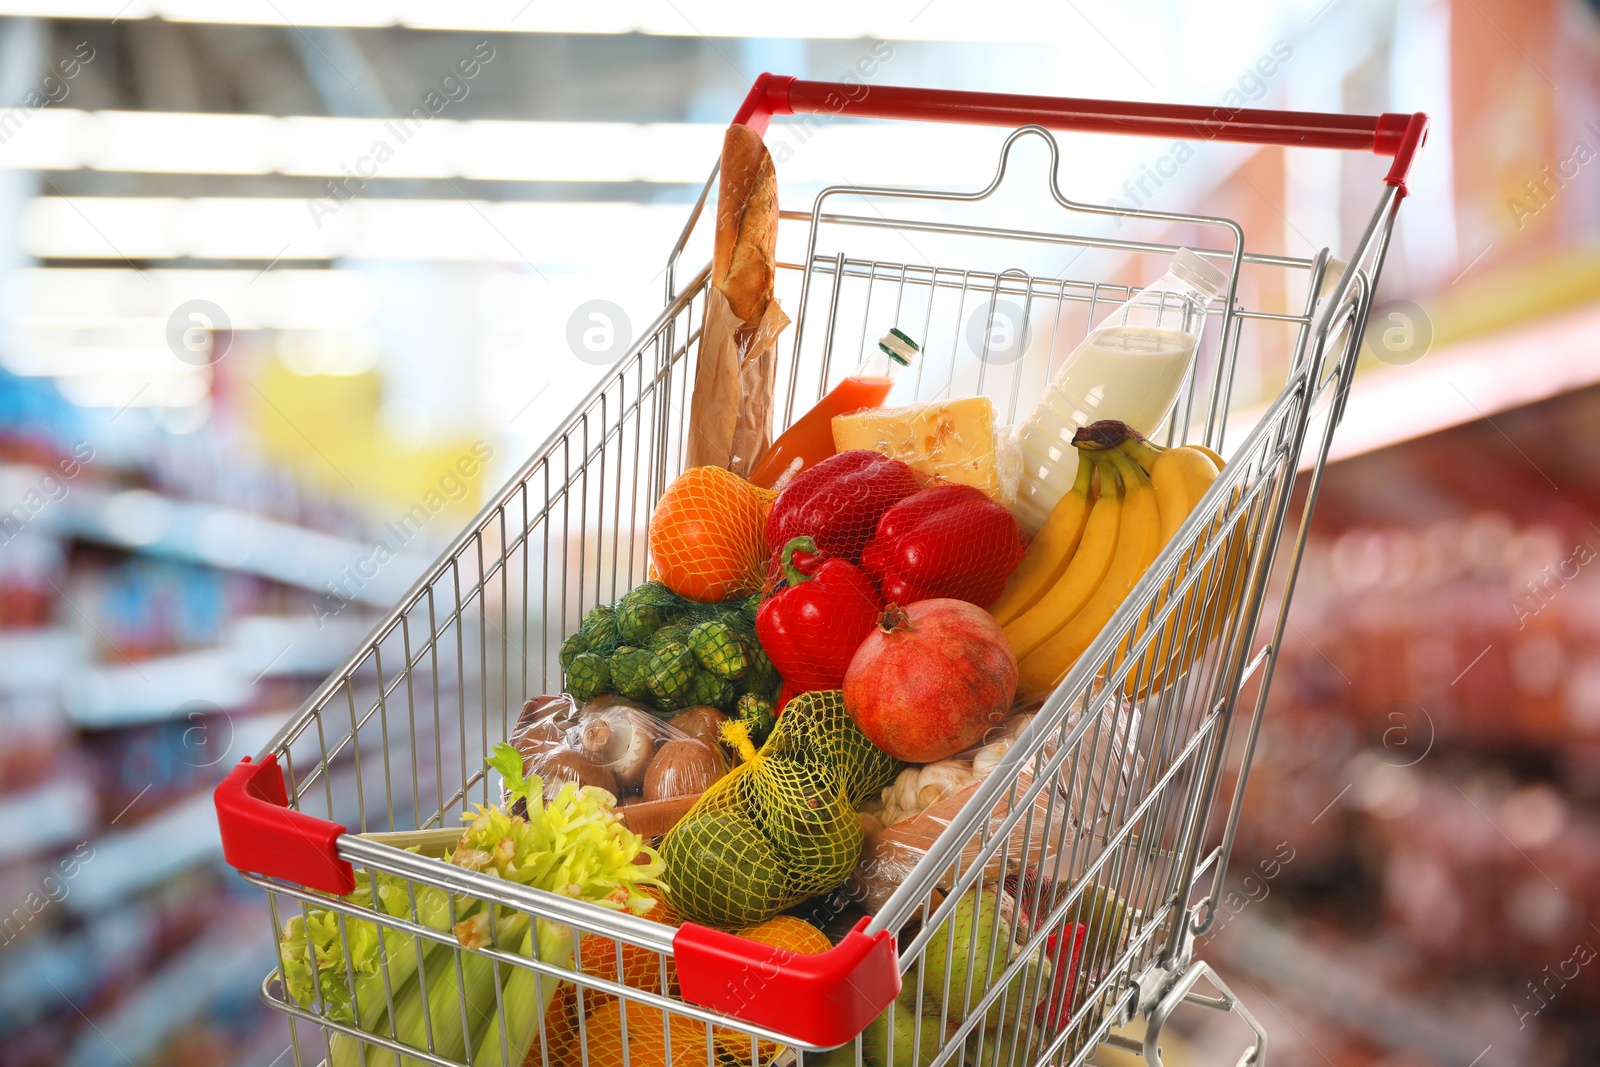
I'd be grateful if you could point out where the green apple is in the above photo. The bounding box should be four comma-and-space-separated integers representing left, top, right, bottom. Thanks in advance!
864, 1001, 950, 1067
808, 997, 948, 1067
920, 886, 1047, 1031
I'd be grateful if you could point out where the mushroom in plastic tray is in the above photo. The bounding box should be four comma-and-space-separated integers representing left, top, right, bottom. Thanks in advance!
847, 695, 1145, 913
510, 694, 734, 838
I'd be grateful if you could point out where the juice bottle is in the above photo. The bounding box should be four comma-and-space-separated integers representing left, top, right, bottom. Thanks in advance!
748, 329, 918, 489
1013, 249, 1227, 532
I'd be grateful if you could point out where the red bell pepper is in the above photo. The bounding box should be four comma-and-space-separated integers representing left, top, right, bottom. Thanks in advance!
766, 450, 920, 565
756, 536, 884, 693
1038, 922, 1088, 1032
860, 484, 1027, 608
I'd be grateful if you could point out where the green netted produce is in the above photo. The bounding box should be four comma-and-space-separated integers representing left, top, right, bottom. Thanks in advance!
565, 652, 611, 702
608, 646, 653, 701
661, 690, 900, 929
645, 622, 692, 653
683, 669, 735, 709
737, 649, 780, 698
560, 585, 780, 716
645, 641, 696, 709
734, 692, 775, 744
687, 619, 748, 679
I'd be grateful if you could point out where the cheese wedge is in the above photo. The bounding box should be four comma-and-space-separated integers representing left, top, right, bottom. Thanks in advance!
832, 396, 1007, 503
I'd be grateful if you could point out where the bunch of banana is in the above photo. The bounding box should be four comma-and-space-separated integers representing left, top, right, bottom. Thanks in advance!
990, 420, 1241, 698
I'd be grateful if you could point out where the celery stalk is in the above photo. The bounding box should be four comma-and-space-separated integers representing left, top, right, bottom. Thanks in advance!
457, 745, 664, 1067
471, 924, 552, 1067
385, 913, 529, 1067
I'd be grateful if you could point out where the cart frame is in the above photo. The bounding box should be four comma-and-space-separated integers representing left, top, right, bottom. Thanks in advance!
216, 74, 1425, 1067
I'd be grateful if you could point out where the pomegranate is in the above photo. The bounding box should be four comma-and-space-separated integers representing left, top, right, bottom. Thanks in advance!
843, 599, 1018, 763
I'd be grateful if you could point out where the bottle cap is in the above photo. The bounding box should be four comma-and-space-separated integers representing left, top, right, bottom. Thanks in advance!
877, 327, 920, 366
1170, 248, 1229, 300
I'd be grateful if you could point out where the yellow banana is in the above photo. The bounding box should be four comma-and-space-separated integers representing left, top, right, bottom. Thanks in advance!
1130, 454, 1248, 698
1002, 462, 1122, 660
991, 453, 1095, 625
1190, 443, 1226, 470
1150, 447, 1219, 543
1017, 452, 1162, 696
1115, 436, 1217, 545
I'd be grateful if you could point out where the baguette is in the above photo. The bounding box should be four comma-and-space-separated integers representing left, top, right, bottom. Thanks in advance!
712, 122, 778, 327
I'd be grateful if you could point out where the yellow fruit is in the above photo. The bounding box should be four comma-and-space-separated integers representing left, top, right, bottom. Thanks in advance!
1017, 453, 1162, 695
1129, 450, 1248, 697
989, 453, 1094, 626
715, 917, 832, 1063
1149, 446, 1218, 544
1003, 466, 1123, 660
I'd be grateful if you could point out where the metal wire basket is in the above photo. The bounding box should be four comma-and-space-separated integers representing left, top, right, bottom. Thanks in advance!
216, 75, 1426, 1067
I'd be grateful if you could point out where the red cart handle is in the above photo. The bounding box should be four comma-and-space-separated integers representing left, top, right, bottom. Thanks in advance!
675, 916, 901, 1048
734, 73, 1428, 195
215, 755, 356, 896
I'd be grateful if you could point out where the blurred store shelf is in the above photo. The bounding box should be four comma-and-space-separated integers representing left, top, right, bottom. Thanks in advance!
0, 463, 428, 604
1223, 301, 1600, 469
61, 905, 277, 1067
61, 615, 378, 728
0, 775, 97, 863
0, 627, 86, 693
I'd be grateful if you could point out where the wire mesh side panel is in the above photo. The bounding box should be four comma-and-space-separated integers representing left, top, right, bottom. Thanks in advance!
252, 852, 735, 1067
803, 367, 1309, 1067
775, 253, 1249, 447
251, 277, 715, 1067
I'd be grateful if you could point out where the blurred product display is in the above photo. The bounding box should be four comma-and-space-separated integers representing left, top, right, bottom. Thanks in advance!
0, 369, 440, 1067
0, 2, 1594, 1066
1190, 385, 1600, 1067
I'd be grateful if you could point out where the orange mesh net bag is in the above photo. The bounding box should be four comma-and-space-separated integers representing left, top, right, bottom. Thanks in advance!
649, 466, 771, 603
565, 998, 708, 1067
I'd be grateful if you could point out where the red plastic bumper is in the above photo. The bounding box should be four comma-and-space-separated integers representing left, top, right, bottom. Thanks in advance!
214, 755, 355, 896
675, 916, 901, 1048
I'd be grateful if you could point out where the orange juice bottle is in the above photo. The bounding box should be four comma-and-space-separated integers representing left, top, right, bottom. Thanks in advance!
749, 329, 919, 489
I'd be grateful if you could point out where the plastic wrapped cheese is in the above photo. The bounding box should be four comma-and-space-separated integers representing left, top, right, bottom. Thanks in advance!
832, 395, 1019, 506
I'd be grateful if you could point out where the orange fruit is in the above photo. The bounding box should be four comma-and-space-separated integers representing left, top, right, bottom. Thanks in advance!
738, 915, 832, 955
637, 885, 682, 928
649, 467, 768, 602
540, 983, 581, 1060
545, 895, 682, 1058
572, 931, 673, 993
714, 917, 832, 1063
569, 999, 707, 1067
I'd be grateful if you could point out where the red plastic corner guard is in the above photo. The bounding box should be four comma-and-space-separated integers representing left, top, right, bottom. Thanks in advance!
674, 916, 901, 1048
1379, 112, 1430, 197
215, 755, 355, 896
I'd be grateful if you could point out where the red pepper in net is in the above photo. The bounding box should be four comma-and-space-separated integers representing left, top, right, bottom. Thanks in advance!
756, 536, 884, 694
860, 484, 1027, 609
765, 450, 920, 567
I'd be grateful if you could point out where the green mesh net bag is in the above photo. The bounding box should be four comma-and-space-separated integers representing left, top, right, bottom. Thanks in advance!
661, 690, 900, 928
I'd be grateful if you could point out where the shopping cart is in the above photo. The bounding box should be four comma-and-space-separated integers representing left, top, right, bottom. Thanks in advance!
216, 75, 1426, 1067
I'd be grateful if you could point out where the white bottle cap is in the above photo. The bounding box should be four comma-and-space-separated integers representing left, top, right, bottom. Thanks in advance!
1170, 248, 1229, 300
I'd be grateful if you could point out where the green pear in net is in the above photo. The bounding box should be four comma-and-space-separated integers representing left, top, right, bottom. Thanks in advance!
661, 689, 900, 929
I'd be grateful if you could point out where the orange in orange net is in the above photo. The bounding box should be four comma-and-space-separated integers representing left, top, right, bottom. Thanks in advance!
568, 998, 708, 1067
649, 466, 768, 602
527, 982, 584, 1064
637, 884, 682, 928
573, 931, 674, 992
714, 916, 832, 1063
